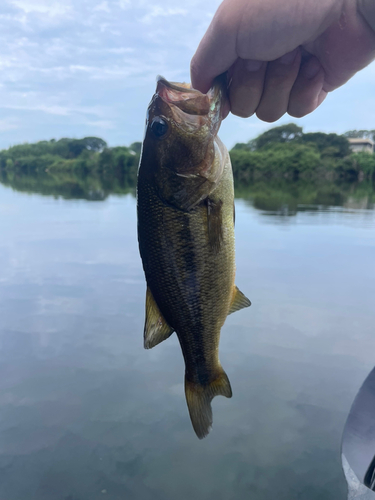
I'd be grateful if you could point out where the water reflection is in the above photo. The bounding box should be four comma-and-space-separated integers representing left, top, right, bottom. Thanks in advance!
235, 180, 375, 215
1, 168, 375, 215
0, 178, 374, 500
0, 168, 135, 200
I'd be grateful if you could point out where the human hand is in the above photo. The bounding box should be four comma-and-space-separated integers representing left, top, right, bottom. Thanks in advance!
190, 0, 375, 121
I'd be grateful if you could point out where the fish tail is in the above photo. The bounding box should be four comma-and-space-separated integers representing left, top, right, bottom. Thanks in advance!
184, 368, 232, 439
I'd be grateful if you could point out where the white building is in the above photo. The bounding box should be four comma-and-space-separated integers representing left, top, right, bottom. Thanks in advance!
348, 138, 374, 154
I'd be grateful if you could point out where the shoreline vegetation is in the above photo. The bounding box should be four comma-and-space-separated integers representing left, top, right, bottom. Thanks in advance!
0, 124, 374, 211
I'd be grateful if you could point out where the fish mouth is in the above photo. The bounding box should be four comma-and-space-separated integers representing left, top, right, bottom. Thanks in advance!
156, 74, 227, 129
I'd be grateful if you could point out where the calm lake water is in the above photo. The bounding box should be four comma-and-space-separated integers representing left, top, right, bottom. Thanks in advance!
0, 180, 375, 500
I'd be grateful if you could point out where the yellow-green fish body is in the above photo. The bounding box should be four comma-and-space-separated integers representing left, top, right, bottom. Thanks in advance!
137, 76, 250, 438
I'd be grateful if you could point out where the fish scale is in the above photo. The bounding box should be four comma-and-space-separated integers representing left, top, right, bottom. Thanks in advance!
138, 160, 235, 379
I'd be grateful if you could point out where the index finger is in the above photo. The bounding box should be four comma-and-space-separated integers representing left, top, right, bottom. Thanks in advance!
190, 4, 239, 93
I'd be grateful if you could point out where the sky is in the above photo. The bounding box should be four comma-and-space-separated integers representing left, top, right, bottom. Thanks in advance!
0, 0, 375, 150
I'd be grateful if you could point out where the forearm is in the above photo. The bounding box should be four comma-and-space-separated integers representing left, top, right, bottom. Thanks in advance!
358, 0, 375, 33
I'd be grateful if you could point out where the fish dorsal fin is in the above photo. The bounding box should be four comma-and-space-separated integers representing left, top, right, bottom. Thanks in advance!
144, 287, 174, 349
228, 285, 251, 315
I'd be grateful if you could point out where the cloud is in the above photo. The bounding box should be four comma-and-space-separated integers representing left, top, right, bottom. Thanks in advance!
67, 63, 152, 80
93, 1, 110, 13
140, 6, 188, 24
10, 0, 72, 16
84, 120, 115, 129
106, 47, 134, 54
117, 0, 131, 9
0, 119, 19, 132
0, 102, 109, 119
0, 104, 72, 116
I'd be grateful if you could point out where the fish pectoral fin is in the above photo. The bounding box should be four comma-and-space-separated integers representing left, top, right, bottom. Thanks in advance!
144, 287, 174, 349
185, 367, 232, 439
228, 285, 251, 315
172, 176, 211, 211
207, 197, 223, 254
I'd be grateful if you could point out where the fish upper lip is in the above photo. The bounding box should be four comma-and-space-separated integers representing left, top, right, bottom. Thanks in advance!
156, 75, 225, 115
156, 75, 197, 94
156, 74, 226, 97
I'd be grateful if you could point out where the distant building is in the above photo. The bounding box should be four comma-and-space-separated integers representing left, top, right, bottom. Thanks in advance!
348, 138, 374, 154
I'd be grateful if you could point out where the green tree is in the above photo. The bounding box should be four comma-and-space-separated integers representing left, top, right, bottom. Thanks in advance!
255, 123, 303, 149
82, 137, 107, 152
232, 123, 303, 152
301, 132, 350, 158
130, 142, 142, 154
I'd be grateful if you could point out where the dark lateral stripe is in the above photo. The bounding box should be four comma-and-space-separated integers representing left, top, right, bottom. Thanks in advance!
177, 216, 212, 386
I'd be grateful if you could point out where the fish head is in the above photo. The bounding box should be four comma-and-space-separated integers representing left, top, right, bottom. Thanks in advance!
139, 75, 228, 210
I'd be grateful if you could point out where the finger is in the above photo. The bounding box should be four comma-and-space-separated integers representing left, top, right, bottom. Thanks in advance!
228, 58, 267, 118
256, 48, 302, 122
190, 2, 240, 93
288, 56, 326, 117
221, 99, 231, 120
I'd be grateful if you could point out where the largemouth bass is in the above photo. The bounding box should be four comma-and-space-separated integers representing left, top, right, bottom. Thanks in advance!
137, 75, 250, 439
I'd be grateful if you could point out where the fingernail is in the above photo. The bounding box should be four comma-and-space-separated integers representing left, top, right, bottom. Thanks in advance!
279, 49, 298, 65
304, 57, 321, 79
245, 59, 263, 72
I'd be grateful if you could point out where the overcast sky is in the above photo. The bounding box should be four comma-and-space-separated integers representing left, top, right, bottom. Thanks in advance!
0, 0, 374, 150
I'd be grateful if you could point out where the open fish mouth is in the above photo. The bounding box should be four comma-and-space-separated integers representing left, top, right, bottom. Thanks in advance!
155, 74, 226, 131
156, 75, 226, 117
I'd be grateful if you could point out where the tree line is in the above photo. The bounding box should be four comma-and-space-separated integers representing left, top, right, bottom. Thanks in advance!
0, 125, 374, 198
0, 137, 142, 198
230, 123, 375, 184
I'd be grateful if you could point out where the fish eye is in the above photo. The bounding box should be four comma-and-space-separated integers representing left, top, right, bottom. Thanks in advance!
150, 117, 168, 138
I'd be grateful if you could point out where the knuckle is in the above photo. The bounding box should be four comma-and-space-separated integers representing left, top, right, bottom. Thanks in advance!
229, 94, 257, 118
267, 76, 295, 92
229, 91, 260, 119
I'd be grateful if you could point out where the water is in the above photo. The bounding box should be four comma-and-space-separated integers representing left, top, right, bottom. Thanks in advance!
0, 181, 375, 500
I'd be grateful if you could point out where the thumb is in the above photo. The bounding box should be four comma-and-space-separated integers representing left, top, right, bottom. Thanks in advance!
190, 5, 239, 93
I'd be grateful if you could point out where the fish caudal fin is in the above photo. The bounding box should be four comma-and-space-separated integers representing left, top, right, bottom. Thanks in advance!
185, 368, 232, 439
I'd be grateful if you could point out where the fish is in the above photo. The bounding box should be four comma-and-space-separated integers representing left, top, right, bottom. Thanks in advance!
137, 75, 251, 439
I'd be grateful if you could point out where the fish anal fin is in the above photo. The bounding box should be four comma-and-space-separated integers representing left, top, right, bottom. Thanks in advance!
144, 287, 174, 349
207, 197, 223, 254
228, 285, 251, 315
185, 367, 232, 439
